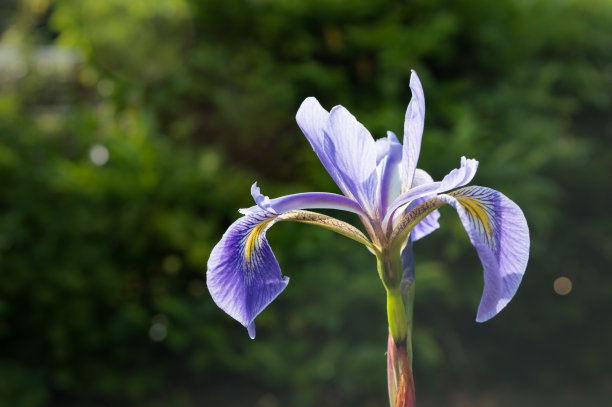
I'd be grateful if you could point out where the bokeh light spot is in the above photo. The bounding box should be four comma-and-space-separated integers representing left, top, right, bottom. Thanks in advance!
257, 393, 278, 407
149, 323, 167, 342
89, 144, 109, 166
149, 314, 169, 342
553, 276, 572, 295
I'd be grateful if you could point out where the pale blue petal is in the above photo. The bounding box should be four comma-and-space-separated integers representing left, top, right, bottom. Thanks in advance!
438, 186, 529, 321
376, 131, 401, 165
296, 98, 379, 214
323, 105, 379, 214
295, 97, 345, 195
376, 131, 403, 218
438, 156, 479, 193
401, 71, 426, 189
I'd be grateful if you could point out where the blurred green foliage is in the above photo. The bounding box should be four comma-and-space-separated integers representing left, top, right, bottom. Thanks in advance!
1, 0, 611, 406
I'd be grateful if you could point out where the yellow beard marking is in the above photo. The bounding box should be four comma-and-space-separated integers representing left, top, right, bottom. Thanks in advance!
245, 218, 274, 263
456, 195, 492, 236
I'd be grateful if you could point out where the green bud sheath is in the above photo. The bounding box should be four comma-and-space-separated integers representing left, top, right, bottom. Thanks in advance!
387, 288, 408, 344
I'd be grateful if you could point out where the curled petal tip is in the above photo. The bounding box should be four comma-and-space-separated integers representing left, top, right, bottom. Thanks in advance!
250, 182, 277, 214
438, 157, 479, 192
247, 322, 256, 339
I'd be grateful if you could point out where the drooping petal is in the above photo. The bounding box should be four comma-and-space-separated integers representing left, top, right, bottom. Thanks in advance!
438, 186, 530, 321
323, 105, 379, 214
209, 185, 376, 338
376, 131, 403, 218
401, 71, 426, 190
207, 210, 287, 339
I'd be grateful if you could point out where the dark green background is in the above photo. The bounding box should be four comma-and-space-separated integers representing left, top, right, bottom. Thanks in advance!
1, 0, 611, 406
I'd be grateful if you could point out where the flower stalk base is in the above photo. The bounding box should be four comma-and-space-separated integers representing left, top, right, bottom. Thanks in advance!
389, 336, 416, 407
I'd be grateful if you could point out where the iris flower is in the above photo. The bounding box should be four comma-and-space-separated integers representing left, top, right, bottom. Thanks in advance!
206, 71, 529, 406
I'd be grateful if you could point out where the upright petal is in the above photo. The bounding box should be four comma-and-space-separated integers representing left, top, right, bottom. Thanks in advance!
323, 106, 379, 214
207, 210, 287, 339
401, 71, 426, 190
376, 131, 403, 218
296, 98, 340, 181
437, 186, 529, 321
296, 98, 379, 214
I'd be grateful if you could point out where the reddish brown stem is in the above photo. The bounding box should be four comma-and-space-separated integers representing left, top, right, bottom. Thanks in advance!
388, 332, 415, 407
394, 344, 415, 407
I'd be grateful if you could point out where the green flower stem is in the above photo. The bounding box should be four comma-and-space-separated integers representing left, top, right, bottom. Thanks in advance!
401, 280, 415, 368
387, 288, 408, 344
378, 251, 416, 406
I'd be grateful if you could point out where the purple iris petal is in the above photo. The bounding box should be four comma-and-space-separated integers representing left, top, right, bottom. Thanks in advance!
402, 71, 425, 189
400, 239, 415, 288
241, 182, 367, 217
323, 106, 378, 214
207, 211, 288, 339
437, 186, 529, 321
211, 184, 376, 338
376, 131, 403, 218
